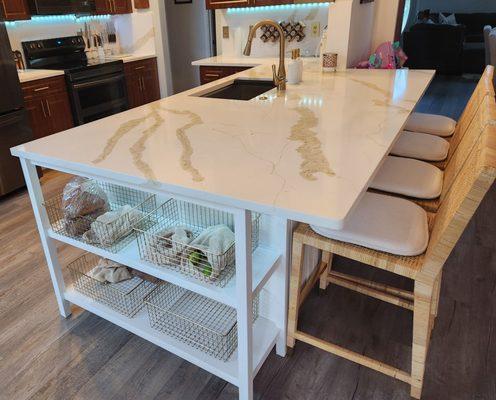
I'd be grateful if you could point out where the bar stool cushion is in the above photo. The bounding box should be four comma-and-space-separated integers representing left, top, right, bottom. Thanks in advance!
391, 131, 450, 161
370, 156, 443, 199
405, 112, 456, 137
310, 192, 429, 256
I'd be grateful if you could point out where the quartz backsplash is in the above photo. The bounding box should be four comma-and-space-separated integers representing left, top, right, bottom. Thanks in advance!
6, 11, 156, 66
216, 4, 330, 58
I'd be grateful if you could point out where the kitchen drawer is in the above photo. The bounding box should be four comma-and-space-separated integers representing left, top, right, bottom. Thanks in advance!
199, 65, 251, 85
21, 75, 67, 99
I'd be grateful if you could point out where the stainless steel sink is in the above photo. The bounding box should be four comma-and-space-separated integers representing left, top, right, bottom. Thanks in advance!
198, 79, 276, 101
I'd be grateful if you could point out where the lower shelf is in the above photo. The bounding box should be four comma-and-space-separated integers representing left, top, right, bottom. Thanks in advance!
64, 286, 279, 386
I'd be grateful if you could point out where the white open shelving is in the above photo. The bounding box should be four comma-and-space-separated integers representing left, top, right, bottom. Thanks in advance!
65, 287, 279, 386
18, 156, 289, 400
49, 229, 281, 308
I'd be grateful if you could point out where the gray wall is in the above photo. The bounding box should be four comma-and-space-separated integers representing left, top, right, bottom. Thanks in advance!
418, 0, 496, 13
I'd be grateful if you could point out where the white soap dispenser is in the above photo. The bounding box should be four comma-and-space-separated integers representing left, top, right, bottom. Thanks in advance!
287, 49, 300, 85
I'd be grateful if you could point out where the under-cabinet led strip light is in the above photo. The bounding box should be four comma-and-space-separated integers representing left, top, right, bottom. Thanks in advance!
5, 14, 111, 27
227, 2, 330, 13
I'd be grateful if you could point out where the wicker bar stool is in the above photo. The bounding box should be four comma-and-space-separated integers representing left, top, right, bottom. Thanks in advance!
371, 95, 496, 214
392, 66, 494, 166
287, 98, 496, 399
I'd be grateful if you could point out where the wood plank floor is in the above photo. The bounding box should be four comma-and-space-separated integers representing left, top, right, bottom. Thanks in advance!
1, 75, 495, 400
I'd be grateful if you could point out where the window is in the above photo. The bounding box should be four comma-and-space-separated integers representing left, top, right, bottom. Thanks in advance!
402, 0, 411, 33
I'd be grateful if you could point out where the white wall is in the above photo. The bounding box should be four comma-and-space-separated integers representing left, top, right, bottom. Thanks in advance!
325, 0, 376, 69
216, 4, 330, 58
418, 0, 496, 13
348, 0, 375, 67
371, 0, 399, 50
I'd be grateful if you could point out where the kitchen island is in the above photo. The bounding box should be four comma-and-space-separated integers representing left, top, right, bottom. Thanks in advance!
11, 58, 435, 400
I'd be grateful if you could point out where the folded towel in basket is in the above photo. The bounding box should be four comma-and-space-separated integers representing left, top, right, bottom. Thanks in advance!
83, 205, 144, 247
182, 225, 235, 281
89, 258, 132, 283
146, 226, 194, 265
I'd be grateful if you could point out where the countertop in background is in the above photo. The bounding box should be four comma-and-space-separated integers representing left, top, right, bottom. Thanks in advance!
17, 53, 157, 83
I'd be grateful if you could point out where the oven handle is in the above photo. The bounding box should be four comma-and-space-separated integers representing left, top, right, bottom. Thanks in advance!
71, 74, 125, 90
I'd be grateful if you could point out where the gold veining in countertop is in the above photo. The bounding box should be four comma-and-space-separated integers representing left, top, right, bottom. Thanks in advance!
165, 108, 205, 182
93, 104, 204, 182
290, 106, 334, 181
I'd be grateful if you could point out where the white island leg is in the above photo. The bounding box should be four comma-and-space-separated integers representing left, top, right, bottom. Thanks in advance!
273, 217, 290, 356
19, 158, 71, 318
234, 209, 254, 400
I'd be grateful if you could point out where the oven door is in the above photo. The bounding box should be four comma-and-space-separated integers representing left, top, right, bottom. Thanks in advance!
68, 73, 129, 125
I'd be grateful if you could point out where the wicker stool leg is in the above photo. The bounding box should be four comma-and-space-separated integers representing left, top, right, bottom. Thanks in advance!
411, 279, 435, 399
431, 271, 443, 319
319, 251, 334, 290
287, 237, 306, 349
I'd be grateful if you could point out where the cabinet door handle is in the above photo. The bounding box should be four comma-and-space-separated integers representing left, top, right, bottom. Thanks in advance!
34, 86, 50, 92
40, 100, 47, 118
112, 0, 116, 12
139, 76, 144, 92
45, 100, 51, 117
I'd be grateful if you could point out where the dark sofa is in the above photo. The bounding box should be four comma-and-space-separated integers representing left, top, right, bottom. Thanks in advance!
403, 23, 465, 74
403, 12, 496, 74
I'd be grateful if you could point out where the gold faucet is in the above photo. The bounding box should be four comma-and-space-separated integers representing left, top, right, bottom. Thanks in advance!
243, 20, 286, 91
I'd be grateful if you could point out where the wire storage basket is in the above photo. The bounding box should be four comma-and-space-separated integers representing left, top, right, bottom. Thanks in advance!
44, 179, 157, 253
68, 253, 157, 318
135, 199, 261, 287
144, 282, 259, 361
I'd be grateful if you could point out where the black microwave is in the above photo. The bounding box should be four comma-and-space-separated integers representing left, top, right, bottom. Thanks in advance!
28, 0, 93, 15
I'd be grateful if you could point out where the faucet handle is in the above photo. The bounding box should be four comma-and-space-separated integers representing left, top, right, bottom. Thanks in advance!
272, 64, 282, 83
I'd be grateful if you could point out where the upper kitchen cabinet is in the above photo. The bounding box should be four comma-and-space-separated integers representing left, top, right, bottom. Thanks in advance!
1, 0, 30, 20
27, 0, 93, 15
205, 0, 250, 10
205, 0, 328, 9
124, 57, 160, 109
133, 0, 149, 9
94, 0, 132, 14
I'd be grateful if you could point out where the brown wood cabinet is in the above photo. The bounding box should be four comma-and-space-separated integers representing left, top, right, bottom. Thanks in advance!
124, 57, 160, 109
94, 0, 132, 14
21, 76, 74, 140
206, 0, 326, 9
199, 65, 251, 85
134, 0, 149, 9
205, 0, 249, 10
1, 0, 30, 20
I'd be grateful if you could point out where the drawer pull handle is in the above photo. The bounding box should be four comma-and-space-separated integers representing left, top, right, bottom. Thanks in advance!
135, 66, 146, 70
205, 73, 221, 78
34, 86, 50, 92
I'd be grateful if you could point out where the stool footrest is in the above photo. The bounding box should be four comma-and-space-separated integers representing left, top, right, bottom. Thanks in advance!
293, 331, 412, 384
324, 271, 414, 310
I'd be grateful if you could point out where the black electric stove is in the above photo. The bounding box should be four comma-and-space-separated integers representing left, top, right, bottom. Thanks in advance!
22, 36, 129, 125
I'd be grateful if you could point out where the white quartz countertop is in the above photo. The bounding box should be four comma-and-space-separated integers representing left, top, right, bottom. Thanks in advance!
17, 54, 156, 84
107, 53, 156, 63
192, 55, 271, 67
12, 60, 435, 228
17, 69, 65, 83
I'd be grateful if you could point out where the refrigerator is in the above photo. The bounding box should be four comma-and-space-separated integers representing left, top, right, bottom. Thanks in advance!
164, 1, 215, 93
0, 10, 33, 196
